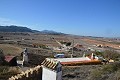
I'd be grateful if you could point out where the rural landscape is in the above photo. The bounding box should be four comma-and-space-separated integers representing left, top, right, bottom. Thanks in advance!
0, 0, 120, 80
0, 26, 120, 80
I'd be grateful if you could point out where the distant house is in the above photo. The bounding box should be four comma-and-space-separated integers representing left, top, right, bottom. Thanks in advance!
4, 56, 17, 66
73, 43, 84, 51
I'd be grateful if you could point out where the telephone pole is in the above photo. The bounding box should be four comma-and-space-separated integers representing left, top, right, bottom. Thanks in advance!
71, 40, 74, 58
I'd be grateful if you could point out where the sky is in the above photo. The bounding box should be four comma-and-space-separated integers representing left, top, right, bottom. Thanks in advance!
0, 0, 120, 37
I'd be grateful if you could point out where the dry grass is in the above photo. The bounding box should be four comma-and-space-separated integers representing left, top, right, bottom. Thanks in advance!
81, 38, 120, 49
8, 67, 22, 74
0, 44, 23, 55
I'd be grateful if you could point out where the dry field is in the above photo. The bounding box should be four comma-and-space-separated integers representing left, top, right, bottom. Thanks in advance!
0, 32, 120, 80
81, 38, 120, 49
0, 44, 23, 55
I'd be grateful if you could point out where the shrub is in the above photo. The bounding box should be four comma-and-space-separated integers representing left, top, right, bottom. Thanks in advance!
103, 50, 120, 60
90, 69, 103, 79
102, 64, 118, 73
114, 69, 120, 80
90, 63, 120, 80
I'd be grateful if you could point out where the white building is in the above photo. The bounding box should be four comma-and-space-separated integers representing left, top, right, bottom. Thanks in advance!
41, 58, 62, 80
23, 48, 28, 63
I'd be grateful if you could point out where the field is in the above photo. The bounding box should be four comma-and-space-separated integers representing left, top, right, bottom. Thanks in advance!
0, 44, 22, 55
0, 32, 120, 80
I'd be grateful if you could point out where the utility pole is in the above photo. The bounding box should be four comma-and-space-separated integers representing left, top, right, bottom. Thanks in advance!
71, 40, 74, 58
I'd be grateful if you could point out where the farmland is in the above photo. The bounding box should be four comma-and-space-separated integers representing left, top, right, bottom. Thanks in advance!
0, 32, 120, 80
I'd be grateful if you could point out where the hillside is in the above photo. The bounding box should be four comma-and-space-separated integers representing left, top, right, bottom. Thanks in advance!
40, 30, 65, 35
0, 25, 64, 35
0, 25, 37, 32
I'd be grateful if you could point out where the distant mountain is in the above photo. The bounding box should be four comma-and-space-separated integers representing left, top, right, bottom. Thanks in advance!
40, 30, 65, 35
0, 25, 65, 35
0, 25, 39, 32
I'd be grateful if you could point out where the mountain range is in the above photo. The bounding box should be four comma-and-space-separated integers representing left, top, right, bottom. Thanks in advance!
0, 25, 64, 35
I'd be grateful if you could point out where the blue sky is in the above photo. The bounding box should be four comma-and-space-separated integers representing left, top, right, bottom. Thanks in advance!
0, 0, 120, 37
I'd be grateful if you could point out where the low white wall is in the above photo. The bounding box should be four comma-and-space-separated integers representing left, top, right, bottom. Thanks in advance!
42, 67, 56, 80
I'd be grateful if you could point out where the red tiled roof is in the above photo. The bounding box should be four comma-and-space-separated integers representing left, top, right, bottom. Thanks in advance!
5, 56, 15, 62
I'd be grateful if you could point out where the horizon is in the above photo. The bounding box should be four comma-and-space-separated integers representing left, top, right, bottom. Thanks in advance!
0, 0, 120, 37
0, 25, 119, 38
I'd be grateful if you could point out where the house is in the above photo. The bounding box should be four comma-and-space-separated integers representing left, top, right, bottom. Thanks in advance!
41, 58, 62, 80
17, 48, 28, 67
73, 43, 84, 51
5, 56, 17, 66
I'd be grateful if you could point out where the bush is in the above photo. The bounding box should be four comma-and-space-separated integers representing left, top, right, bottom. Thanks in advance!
90, 62, 120, 80
94, 50, 120, 61
95, 51, 104, 56
102, 64, 118, 73
103, 50, 120, 60
114, 69, 120, 80
90, 69, 103, 79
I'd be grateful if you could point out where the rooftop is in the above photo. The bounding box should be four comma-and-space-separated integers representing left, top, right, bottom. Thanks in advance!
41, 58, 61, 70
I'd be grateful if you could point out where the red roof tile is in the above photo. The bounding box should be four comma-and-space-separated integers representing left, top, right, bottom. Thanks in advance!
5, 56, 15, 62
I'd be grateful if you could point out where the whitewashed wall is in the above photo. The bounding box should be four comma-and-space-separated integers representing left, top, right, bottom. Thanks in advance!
56, 63, 62, 80
42, 67, 56, 80
57, 71, 62, 80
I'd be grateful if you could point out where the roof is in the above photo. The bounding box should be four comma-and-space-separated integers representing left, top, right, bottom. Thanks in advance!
74, 43, 83, 48
41, 58, 61, 70
54, 57, 101, 65
5, 56, 16, 62
54, 57, 91, 63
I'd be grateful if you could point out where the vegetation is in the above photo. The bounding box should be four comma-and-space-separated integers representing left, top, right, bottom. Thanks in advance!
89, 62, 120, 80
0, 49, 4, 65
0, 66, 21, 80
94, 50, 120, 61
0, 25, 35, 32
103, 50, 120, 61
0, 31, 119, 80
60, 41, 71, 46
